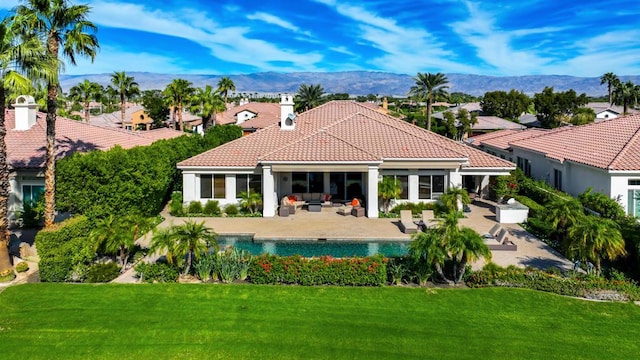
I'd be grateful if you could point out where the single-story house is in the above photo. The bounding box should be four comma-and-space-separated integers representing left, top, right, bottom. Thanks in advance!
178, 96, 516, 218
470, 115, 640, 216
6, 95, 184, 223
216, 102, 281, 135
433, 103, 525, 136
466, 128, 549, 162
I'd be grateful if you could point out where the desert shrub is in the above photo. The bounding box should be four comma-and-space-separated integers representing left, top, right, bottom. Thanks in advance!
0, 271, 15, 282
194, 253, 215, 282
86, 262, 121, 283
203, 200, 221, 216
169, 192, 184, 216
187, 201, 204, 214
135, 262, 179, 283
36, 216, 97, 282
15, 262, 29, 273
249, 254, 387, 286
224, 204, 239, 216
389, 202, 435, 216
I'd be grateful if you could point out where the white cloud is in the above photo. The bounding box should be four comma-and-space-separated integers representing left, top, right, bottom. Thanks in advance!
314, 0, 478, 74
0, 0, 19, 10
88, 1, 323, 72
247, 12, 312, 37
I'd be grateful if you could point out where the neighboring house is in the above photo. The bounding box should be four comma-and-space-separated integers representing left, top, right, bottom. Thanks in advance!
90, 104, 153, 130
6, 95, 184, 223
217, 102, 281, 135
178, 96, 515, 218
517, 114, 540, 128
466, 128, 549, 162
469, 115, 640, 216
585, 102, 636, 121
433, 102, 524, 135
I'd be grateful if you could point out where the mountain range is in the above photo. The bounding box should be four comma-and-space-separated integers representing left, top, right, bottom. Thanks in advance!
59, 71, 640, 97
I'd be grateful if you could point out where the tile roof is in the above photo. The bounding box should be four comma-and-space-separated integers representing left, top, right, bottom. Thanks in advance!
179, 101, 514, 169
216, 102, 280, 128
509, 114, 640, 170
468, 128, 548, 150
6, 109, 184, 169
474, 116, 526, 131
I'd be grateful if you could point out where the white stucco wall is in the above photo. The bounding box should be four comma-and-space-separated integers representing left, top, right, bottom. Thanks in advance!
235, 110, 256, 124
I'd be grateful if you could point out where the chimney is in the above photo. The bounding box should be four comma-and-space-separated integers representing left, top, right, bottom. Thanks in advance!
280, 94, 295, 130
382, 97, 388, 110
14, 95, 38, 130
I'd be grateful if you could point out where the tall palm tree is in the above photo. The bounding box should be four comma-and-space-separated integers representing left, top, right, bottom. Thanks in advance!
600, 72, 619, 106
567, 216, 626, 275
110, 71, 139, 127
216, 76, 235, 105
0, 16, 50, 276
149, 220, 217, 275
296, 83, 324, 111
68, 79, 101, 122
613, 80, 640, 115
164, 78, 194, 131
189, 85, 225, 131
16, 0, 99, 227
408, 72, 449, 131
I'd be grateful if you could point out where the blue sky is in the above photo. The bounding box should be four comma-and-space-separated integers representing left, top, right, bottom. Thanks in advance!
1, 0, 639, 76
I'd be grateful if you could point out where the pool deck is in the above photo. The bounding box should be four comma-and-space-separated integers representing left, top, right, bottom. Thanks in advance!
134, 199, 573, 273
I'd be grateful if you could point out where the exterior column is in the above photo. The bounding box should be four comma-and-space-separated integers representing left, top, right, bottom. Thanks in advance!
449, 168, 462, 189
182, 173, 197, 204
367, 165, 379, 218
262, 165, 276, 217
479, 175, 490, 199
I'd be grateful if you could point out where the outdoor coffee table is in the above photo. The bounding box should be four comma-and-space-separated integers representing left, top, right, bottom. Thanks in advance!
308, 201, 322, 212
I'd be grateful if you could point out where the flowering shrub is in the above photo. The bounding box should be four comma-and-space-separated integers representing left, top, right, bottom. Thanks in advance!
249, 254, 387, 286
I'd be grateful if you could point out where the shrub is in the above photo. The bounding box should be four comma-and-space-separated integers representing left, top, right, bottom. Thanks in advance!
203, 124, 242, 149
249, 254, 387, 286
514, 195, 544, 218
224, 204, 239, 216
135, 262, 179, 283
578, 188, 626, 221
389, 202, 435, 216
169, 192, 184, 216
15, 262, 29, 273
194, 254, 215, 282
187, 201, 204, 214
86, 262, 121, 283
203, 200, 221, 216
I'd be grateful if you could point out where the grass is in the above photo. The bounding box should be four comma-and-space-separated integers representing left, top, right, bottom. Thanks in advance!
1, 284, 639, 359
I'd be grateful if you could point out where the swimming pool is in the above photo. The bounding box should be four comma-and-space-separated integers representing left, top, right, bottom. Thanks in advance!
217, 236, 410, 258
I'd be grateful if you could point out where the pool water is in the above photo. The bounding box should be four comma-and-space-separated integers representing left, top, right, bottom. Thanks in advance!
217, 236, 410, 258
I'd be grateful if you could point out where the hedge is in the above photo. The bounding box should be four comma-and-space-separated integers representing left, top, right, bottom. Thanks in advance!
513, 195, 544, 218
249, 254, 387, 286
35, 216, 96, 282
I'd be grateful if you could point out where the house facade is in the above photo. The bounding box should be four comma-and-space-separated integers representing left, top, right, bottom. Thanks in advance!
469, 116, 640, 216
217, 102, 281, 135
178, 96, 515, 218
6, 95, 184, 223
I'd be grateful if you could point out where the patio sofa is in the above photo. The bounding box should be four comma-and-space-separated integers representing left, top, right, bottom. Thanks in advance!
285, 193, 332, 210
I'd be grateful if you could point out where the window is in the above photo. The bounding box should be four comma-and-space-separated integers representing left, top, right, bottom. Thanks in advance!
236, 174, 262, 198
22, 185, 44, 205
200, 174, 226, 199
629, 180, 640, 186
291, 172, 307, 193
418, 175, 445, 200
385, 175, 408, 200
553, 169, 562, 191
628, 190, 640, 217
517, 157, 531, 176
291, 172, 325, 193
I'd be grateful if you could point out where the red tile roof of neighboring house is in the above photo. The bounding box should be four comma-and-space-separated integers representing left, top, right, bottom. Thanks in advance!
216, 102, 280, 128
468, 128, 548, 150
179, 101, 514, 169
509, 114, 640, 170
6, 109, 184, 169
473, 116, 526, 131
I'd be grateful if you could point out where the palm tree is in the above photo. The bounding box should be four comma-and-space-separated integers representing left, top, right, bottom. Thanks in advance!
437, 186, 471, 214
567, 216, 626, 275
378, 177, 401, 214
68, 79, 101, 122
149, 220, 217, 275
296, 83, 324, 111
164, 78, 194, 131
90, 214, 152, 271
16, 0, 99, 227
190, 85, 225, 131
101, 84, 119, 113
613, 80, 640, 115
238, 191, 262, 214
600, 72, 620, 106
410, 210, 490, 284
216, 76, 235, 105
0, 16, 49, 276
544, 197, 584, 242
408, 72, 449, 131
110, 71, 139, 127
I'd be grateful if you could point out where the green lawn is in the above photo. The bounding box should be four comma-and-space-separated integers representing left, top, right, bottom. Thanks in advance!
1, 284, 639, 359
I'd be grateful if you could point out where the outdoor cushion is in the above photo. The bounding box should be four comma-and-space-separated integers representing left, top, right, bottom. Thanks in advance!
293, 193, 303, 201
302, 193, 312, 201
311, 193, 321, 201
288, 195, 297, 202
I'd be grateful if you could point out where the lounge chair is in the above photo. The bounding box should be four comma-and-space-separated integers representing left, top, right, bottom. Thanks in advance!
482, 224, 502, 239
496, 228, 509, 244
487, 229, 517, 251
399, 210, 418, 234
420, 210, 435, 230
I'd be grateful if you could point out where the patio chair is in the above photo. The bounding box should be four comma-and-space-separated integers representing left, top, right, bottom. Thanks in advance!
482, 224, 502, 239
337, 204, 352, 216
399, 210, 418, 234
496, 228, 509, 244
420, 210, 435, 230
